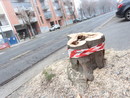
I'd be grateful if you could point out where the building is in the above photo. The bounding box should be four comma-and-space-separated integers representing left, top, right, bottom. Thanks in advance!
1, 0, 40, 41
31, 0, 77, 32
0, 0, 77, 42
0, 1, 18, 45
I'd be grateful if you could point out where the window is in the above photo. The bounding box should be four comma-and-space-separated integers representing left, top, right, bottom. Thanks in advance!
40, 16, 44, 24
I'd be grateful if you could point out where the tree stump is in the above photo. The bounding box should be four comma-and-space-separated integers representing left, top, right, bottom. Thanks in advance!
67, 32, 105, 81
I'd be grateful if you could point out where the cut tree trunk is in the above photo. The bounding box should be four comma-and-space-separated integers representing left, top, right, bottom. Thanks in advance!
67, 32, 105, 81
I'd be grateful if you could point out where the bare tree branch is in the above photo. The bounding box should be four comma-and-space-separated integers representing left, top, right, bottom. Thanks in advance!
80, 0, 117, 19
17, 7, 36, 38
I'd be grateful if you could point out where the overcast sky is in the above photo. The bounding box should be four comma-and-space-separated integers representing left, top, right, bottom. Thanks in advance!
74, 0, 81, 9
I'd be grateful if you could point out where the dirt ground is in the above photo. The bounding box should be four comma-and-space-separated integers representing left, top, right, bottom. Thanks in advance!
7, 49, 130, 98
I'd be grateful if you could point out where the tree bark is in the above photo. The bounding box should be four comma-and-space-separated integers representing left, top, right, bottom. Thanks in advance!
67, 32, 105, 81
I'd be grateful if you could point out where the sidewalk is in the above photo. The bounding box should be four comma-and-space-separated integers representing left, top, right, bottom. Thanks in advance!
11, 33, 44, 48
11, 39, 31, 48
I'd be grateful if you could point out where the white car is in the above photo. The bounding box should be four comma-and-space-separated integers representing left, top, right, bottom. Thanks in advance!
49, 24, 61, 31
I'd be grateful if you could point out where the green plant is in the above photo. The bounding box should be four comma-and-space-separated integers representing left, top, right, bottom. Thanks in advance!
43, 69, 55, 82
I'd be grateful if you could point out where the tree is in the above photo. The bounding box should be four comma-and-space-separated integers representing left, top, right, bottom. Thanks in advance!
80, 0, 98, 18
78, 6, 85, 20
63, 0, 76, 20
17, 7, 36, 38
67, 33, 105, 81
80, 0, 117, 18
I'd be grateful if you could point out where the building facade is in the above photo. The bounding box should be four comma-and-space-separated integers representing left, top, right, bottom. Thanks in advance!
1, 0, 40, 40
31, 0, 77, 32
0, 0, 77, 42
0, 1, 18, 45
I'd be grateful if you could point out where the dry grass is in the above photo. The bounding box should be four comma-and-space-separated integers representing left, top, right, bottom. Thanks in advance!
7, 49, 130, 98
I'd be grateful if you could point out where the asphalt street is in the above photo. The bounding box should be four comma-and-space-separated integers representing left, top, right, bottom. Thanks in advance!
0, 11, 122, 86
98, 17, 130, 50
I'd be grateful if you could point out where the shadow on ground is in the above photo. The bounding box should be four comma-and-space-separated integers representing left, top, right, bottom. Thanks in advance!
118, 19, 130, 23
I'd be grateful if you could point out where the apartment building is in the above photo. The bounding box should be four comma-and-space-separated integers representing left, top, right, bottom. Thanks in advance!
31, 0, 77, 32
0, 0, 77, 42
0, 1, 18, 45
1, 0, 40, 40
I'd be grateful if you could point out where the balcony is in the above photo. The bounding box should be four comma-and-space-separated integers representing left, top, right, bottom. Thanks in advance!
56, 11, 63, 17
63, 1, 73, 6
53, 0, 58, 2
11, 2, 32, 9
54, 4, 61, 10
14, 7, 34, 14
18, 17, 38, 24
67, 11, 73, 15
28, 7, 34, 12
31, 17, 38, 22
44, 11, 52, 19
65, 6, 69, 9
42, 5, 49, 11
0, 25, 12, 32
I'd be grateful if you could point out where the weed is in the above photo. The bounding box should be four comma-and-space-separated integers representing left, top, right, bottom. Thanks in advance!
43, 69, 55, 82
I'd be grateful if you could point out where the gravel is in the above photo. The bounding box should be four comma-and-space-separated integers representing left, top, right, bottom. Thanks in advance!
7, 49, 130, 98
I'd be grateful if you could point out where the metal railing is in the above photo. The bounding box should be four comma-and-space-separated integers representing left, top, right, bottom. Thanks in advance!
31, 17, 38, 22
44, 11, 52, 19
56, 11, 63, 17
0, 25, 12, 32
42, 5, 49, 11
53, 0, 58, 2
54, 4, 61, 10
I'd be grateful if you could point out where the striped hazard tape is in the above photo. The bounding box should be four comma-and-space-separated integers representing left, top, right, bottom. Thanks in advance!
68, 42, 105, 58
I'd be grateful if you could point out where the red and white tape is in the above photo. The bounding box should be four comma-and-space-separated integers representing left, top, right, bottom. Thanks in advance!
68, 43, 105, 58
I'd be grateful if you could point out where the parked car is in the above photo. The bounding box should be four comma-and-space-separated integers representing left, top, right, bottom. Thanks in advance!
49, 24, 60, 31
73, 18, 82, 23
116, 0, 130, 21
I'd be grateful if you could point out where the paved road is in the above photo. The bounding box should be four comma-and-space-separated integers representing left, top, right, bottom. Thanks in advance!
0, 11, 115, 86
98, 16, 130, 50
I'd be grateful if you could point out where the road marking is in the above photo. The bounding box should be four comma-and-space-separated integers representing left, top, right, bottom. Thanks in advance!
0, 52, 5, 55
10, 50, 31, 60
